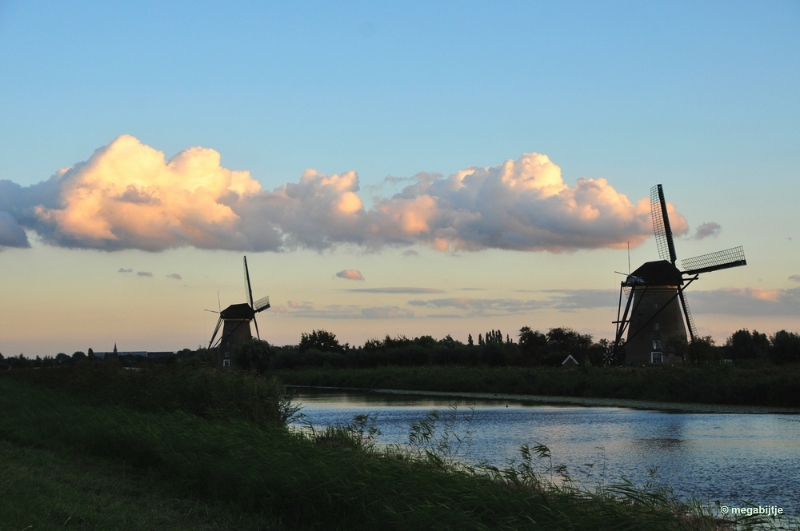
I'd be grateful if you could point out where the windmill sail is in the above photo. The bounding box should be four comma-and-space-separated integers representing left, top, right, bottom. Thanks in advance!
254, 295, 271, 312
244, 256, 255, 309
677, 289, 698, 341
681, 246, 747, 275
650, 184, 677, 264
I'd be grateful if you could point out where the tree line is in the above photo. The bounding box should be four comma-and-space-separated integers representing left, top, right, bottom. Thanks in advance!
3, 327, 798, 372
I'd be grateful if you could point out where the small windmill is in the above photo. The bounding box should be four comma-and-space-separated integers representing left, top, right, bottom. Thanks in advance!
208, 256, 270, 367
612, 185, 746, 365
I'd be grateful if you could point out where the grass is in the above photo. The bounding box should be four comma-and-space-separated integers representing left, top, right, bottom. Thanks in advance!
1, 366, 793, 530
0, 440, 285, 531
272, 363, 800, 408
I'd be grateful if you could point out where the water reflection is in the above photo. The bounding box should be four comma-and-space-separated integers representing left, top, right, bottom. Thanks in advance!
291, 388, 800, 518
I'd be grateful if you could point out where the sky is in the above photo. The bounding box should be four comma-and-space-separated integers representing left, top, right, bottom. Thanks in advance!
1, 1, 799, 357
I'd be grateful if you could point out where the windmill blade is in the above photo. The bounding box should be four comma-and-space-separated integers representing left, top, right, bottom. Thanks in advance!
204, 309, 219, 314
208, 316, 223, 349
681, 246, 746, 275
243, 256, 255, 309
650, 184, 678, 264
254, 295, 271, 312
253, 314, 261, 340
677, 289, 698, 341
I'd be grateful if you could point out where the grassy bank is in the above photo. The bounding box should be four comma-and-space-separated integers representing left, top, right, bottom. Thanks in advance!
0, 367, 756, 531
272, 364, 800, 408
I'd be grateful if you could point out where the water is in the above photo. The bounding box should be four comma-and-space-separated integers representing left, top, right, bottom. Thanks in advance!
291, 388, 800, 518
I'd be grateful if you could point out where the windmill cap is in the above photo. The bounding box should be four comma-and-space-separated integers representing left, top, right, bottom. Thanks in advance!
220, 303, 255, 319
629, 260, 683, 285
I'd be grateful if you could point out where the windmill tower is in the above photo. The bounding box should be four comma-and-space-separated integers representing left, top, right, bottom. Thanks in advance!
208, 256, 270, 368
612, 185, 747, 365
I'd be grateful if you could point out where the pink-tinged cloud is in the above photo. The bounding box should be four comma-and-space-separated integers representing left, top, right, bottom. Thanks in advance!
790, 275, 800, 283
336, 269, 364, 281
2, 136, 686, 253
166, 273, 182, 280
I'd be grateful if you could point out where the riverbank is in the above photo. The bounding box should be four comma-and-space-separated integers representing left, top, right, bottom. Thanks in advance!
0, 367, 752, 531
273, 363, 800, 409
289, 385, 800, 414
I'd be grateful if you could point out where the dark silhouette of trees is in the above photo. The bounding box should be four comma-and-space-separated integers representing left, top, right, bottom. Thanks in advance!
299, 330, 344, 353
769, 330, 800, 364
725, 329, 769, 360
233, 338, 273, 373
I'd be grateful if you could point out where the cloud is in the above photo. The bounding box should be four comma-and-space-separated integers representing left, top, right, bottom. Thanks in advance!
789, 275, 800, 283
336, 269, 364, 281
344, 287, 444, 294
166, 273, 182, 280
118, 268, 133, 273
279, 300, 412, 319
0, 211, 29, 249
361, 306, 415, 319
2, 136, 686, 253
402, 250, 419, 256
688, 287, 800, 316
137, 271, 153, 277
406, 289, 617, 317
693, 222, 721, 240
541, 289, 618, 310
408, 297, 545, 315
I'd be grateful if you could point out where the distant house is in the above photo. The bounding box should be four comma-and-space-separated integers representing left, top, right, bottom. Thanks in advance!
561, 354, 579, 366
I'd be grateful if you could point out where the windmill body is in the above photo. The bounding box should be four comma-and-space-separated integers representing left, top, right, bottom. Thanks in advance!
612, 185, 746, 365
623, 261, 687, 365
208, 257, 270, 368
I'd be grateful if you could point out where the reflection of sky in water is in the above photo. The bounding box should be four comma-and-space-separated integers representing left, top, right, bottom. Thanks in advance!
292, 389, 800, 518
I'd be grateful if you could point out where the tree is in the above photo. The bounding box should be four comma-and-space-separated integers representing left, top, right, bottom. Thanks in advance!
299, 330, 344, 353
769, 330, 800, 364
725, 329, 769, 359
686, 336, 717, 365
55, 352, 71, 365
72, 351, 87, 362
468, 334, 473, 346
233, 339, 273, 373
518, 326, 548, 364
664, 335, 688, 364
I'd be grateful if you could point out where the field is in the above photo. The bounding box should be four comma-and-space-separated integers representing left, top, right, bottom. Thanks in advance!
0, 363, 793, 530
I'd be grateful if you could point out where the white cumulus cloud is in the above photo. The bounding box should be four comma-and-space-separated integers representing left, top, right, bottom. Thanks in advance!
2, 135, 686, 254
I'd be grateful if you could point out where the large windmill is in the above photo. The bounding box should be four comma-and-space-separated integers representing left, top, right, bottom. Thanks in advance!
612, 185, 746, 365
208, 256, 270, 367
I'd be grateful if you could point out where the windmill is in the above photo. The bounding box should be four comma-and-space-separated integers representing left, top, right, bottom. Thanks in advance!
611, 185, 746, 365
208, 256, 271, 368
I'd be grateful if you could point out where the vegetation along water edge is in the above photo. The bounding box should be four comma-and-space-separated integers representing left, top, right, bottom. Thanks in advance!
3, 363, 793, 530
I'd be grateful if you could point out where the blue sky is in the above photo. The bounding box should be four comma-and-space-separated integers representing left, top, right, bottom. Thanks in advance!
1, 1, 798, 356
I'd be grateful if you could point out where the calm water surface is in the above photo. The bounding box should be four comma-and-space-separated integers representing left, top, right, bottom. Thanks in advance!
291, 388, 800, 517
